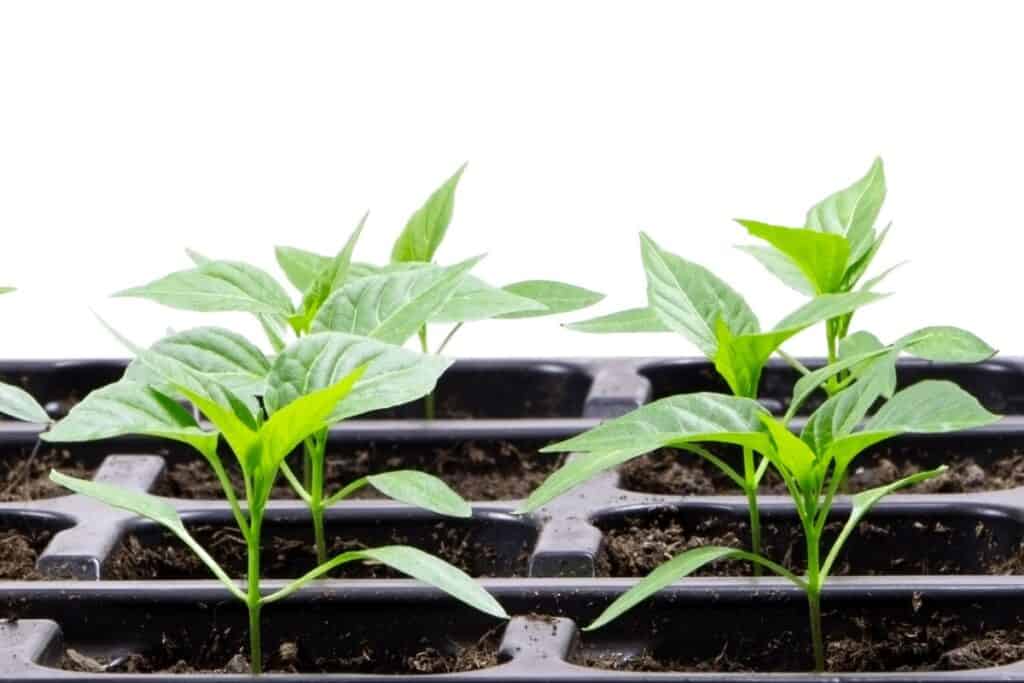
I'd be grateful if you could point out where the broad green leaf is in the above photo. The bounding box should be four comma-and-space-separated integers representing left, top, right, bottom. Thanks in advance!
264, 332, 452, 420
391, 164, 467, 263
761, 414, 814, 485
42, 381, 218, 457
115, 260, 294, 317
50, 471, 244, 599
275, 246, 329, 292
124, 326, 270, 399
735, 244, 814, 296
312, 256, 482, 344
177, 386, 259, 472
737, 220, 850, 294
585, 546, 799, 630
839, 331, 884, 360
256, 368, 364, 477
772, 291, 886, 332
432, 274, 546, 323
292, 214, 368, 331
897, 326, 996, 363
0, 382, 50, 423
640, 232, 758, 356
519, 393, 770, 513
821, 466, 945, 579
801, 353, 897, 455
495, 280, 604, 319
865, 380, 1000, 434
367, 470, 471, 517
565, 307, 669, 334
264, 545, 507, 619
843, 223, 890, 288
805, 158, 886, 263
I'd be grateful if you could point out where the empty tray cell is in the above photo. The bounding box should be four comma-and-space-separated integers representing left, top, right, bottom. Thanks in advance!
359, 362, 593, 419
105, 508, 538, 580
0, 360, 126, 420
593, 504, 1024, 576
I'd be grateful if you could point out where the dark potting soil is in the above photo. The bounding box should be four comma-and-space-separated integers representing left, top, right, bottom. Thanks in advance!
0, 446, 95, 502
620, 446, 1024, 496
0, 528, 52, 579
574, 611, 1024, 672
596, 513, 1024, 577
62, 627, 503, 674
155, 440, 561, 502
105, 523, 528, 580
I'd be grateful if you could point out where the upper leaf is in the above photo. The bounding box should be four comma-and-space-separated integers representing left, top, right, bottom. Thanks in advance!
292, 214, 367, 332
429, 273, 545, 323
495, 280, 604, 319
735, 244, 814, 295
391, 164, 467, 263
115, 260, 294, 317
565, 307, 669, 334
805, 157, 886, 263
312, 257, 482, 344
897, 326, 997, 363
275, 245, 329, 292
737, 220, 850, 294
640, 232, 758, 356
42, 380, 219, 457
264, 332, 452, 421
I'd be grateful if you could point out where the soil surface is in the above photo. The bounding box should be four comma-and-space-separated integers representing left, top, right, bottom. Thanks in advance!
155, 440, 560, 502
0, 446, 95, 502
106, 523, 529, 580
575, 611, 1024, 672
63, 627, 503, 674
620, 446, 1024, 495
596, 513, 1024, 577
0, 528, 53, 579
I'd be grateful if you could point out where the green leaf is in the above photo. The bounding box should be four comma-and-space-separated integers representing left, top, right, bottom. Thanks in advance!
839, 331, 884, 360
432, 274, 546, 323
842, 223, 890, 288
518, 394, 770, 512
736, 220, 850, 294
115, 260, 294, 317
391, 164, 467, 263
897, 326, 997, 363
865, 380, 1000, 434
42, 380, 219, 456
312, 256, 482, 344
263, 545, 507, 619
760, 414, 814, 485
860, 261, 905, 292
367, 470, 471, 517
292, 214, 368, 331
124, 326, 270, 400
264, 332, 452, 421
0, 382, 50, 423
176, 386, 260, 471
585, 546, 800, 630
735, 244, 814, 296
565, 307, 669, 334
50, 471, 244, 599
821, 466, 945, 579
495, 280, 604, 319
640, 232, 758, 356
275, 246, 331, 292
805, 157, 886, 263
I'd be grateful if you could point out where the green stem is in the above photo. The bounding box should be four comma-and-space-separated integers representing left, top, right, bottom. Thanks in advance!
306, 431, 329, 565
742, 446, 761, 577
247, 512, 263, 674
808, 588, 824, 673
419, 326, 436, 420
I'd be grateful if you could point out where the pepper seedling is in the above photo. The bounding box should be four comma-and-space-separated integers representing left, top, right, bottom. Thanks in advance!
565, 230, 885, 563
736, 158, 897, 392
520, 376, 999, 672
44, 356, 507, 673
0, 287, 51, 424
114, 319, 472, 565
276, 164, 604, 417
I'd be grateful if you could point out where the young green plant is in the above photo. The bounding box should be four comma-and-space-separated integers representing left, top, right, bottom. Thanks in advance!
736, 158, 896, 392
520, 375, 999, 672
44, 359, 507, 673
566, 231, 885, 564
277, 165, 604, 417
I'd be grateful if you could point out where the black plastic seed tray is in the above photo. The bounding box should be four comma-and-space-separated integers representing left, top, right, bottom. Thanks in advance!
2, 356, 1024, 679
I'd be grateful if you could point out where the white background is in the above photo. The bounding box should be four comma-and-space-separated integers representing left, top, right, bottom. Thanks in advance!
0, 2, 1019, 360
